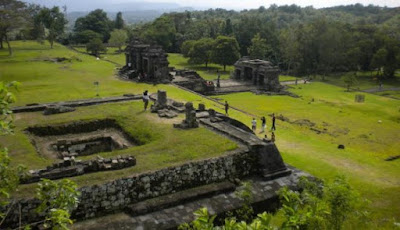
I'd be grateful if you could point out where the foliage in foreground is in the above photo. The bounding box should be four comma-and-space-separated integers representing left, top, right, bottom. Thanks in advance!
0, 82, 80, 230
180, 176, 371, 230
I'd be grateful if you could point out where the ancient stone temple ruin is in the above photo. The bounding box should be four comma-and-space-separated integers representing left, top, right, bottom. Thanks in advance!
233, 57, 281, 91
123, 41, 170, 83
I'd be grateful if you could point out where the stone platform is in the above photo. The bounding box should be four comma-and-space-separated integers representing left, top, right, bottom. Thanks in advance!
73, 167, 308, 230
12, 95, 141, 113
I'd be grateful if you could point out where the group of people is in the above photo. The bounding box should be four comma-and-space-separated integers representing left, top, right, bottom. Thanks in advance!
252, 114, 276, 142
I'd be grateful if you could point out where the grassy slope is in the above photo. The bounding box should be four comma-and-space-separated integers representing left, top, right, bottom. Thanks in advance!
213, 84, 400, 221
6, 101, 237, 198
1, 41, 400, 224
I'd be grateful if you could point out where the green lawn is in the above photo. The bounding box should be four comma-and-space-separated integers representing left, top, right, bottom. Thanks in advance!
314, 71, 400, 91
1, 41, 400, 226
212, 83, 400, 223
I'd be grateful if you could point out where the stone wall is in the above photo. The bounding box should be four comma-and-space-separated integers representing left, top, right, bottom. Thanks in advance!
1, 147, 256, 228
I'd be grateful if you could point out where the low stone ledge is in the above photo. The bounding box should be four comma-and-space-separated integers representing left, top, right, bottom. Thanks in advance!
22, 155, 136, 184
124, 181, 236, 217
12, 95, 141, 113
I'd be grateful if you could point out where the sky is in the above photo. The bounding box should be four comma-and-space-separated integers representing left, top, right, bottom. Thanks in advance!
23, 0, 400, 11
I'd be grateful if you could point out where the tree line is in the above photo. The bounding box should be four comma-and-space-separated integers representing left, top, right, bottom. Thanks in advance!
132, 4, 400, 78
0, 0, 129, 56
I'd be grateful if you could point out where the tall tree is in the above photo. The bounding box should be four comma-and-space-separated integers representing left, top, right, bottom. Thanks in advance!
211, 36, 240, 71
187, 38, 214, 67
248, 33, 269, 60
109, 29, 128, 52
142, 16, 176, 51
86, 37, 106, 56
74, 9, 113, 42
36, 6, 67, 48
115, 12, 125, 29
0, 0, 27, 56
223, 18, 233, 35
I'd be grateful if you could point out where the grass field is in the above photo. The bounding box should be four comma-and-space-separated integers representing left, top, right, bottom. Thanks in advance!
212, 84, 400, 223
4, 101, 237, 198
1, 41, 400, 227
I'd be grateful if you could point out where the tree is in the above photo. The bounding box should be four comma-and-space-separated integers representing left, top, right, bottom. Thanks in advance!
0, 0, 27, 56
142, 16, 176, 51
181, 176, 369, 230
248, 33, 269, 60
341, 73, 358, 91
36, 179, 80, 229
114, 12, 125, 29
371, 48, 387, 79
73, 30, 102, 44
36, 6, 67, 48
187, 38, 214, 67
86, 38, 106, 56
0, 82, 24, 219
223, 18, 233, 35
74, 9, 113, 42
211, 36, 240, 71
109, 29, 128, 52
180, 40, 195, 57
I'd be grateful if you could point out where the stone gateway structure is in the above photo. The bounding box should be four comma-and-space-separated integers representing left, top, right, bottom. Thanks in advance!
123, 41, 170, 83
233, 57, 281, 91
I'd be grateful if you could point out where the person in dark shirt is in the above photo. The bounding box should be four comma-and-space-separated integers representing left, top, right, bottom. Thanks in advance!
224, 101, 229, 116
261, 116, 266, 133
271, 113, 276, 131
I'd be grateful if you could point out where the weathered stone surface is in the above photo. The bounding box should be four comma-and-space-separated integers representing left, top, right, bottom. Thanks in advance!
174, 102, 199, 129
233, 57, 282, 91
122, 41, 170, 83
43, 105, 75, 115
22, 155, 136, 184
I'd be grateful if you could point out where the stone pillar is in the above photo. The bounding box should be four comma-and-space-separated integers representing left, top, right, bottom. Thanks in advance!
151, 90, 168, 112
198, 103, 206, 111
174, 102, 199, 129
157, 90, 167, 107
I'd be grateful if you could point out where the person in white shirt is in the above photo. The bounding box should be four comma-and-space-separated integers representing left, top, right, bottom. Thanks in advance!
251, 118, 257, 132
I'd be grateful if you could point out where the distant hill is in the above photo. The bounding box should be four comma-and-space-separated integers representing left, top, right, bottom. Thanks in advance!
22, 0, 186, 12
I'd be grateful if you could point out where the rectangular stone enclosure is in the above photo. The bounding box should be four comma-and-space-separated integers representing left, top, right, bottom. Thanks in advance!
25, 119, 139, 159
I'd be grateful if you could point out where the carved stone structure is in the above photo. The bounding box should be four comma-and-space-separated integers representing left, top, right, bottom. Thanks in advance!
124, 41, 170, 83
22, 155, 136, 184
233, 57, 281, 91
173, 70, 215, 94
174, 102, 199, 129
151, 90, 168, 112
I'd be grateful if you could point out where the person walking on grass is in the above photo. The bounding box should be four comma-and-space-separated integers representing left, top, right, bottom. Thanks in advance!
252, 118, 257, 132
142, 90, 150, 111
271, 113, 276, 131
224, 101, 229, 116
260, 116, 266, 133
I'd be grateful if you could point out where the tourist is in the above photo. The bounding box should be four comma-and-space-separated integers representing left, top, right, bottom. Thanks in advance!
217, 71, 221, 88
295, 78, 298, 85
252, 118, 257, 132
224, 101, 229, 116
260, 116, 266, 133
271, 113, 276, 131
142, 90, 150, 110
271, 132, 275, 142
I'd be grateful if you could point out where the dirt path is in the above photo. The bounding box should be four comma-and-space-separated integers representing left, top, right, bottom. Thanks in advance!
362, 87, 400, 93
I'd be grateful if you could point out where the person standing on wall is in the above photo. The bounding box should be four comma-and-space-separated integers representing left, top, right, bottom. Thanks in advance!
143, 90, 150, 111
271, 113, 276, 131
224, 101, 229, 116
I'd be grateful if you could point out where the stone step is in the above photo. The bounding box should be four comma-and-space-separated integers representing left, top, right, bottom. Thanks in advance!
124, 181, 236, 218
